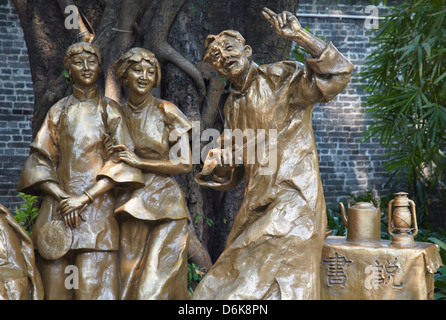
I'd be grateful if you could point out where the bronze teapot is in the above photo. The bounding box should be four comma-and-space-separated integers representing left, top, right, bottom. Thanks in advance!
338, 202, 381, 243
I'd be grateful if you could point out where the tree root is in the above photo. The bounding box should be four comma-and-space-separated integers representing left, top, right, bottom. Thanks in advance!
188, 224, 213, 272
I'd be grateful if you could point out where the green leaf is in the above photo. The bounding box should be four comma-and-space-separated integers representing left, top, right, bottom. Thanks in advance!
292, 49, 305, 64
359, 0, 446, 190
422, 42, 431, 57
429, 237, 446, 252
13, 192, 39, 235
434, 71, 446, 85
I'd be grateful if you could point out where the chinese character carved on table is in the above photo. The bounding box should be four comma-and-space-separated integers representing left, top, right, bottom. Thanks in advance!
323, 252, 352, 287
365, 258, 403, 290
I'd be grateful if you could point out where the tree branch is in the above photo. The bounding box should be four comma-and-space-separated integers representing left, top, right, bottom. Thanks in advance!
142, 0, 206, 94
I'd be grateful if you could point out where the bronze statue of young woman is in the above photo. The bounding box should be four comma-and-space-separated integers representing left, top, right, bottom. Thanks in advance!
113, 48, 192, 300
17, 42, 144, 300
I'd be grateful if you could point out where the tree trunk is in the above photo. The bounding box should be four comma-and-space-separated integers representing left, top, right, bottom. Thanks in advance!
164, 0, 299, 261
12, 0, 299, 269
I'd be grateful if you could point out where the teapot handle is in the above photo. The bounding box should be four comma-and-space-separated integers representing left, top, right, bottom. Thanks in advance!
338, 202, 348, 227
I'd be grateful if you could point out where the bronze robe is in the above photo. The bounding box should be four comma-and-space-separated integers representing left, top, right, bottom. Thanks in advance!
0, 204, 43, 300
17, 86, 144, 253
193, 42, 353, 300
115, 96, 192, 300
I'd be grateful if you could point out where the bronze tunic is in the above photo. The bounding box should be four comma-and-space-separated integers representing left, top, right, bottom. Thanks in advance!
115, 95, 192, 300
115, 95, 192, 221
17, 86, 144, 252
193, 42, 353, 299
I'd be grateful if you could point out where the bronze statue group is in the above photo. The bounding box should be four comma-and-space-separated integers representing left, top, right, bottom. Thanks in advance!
5, 8, 352, 300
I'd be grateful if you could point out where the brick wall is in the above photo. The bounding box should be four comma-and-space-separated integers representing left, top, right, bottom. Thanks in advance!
296, 0, 404, 208
0, 1, 34, 212
0, 0, 404, 212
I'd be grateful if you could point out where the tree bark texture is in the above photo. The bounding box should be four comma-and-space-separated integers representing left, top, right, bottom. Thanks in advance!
12, 0, 299, 268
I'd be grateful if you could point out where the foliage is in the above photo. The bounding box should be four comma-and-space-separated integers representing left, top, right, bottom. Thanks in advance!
13, 192, 39, 236
61, 69, 73, 85
415, 224, 446, 300
194, 214, 214, 227
326, 205, 347, 237
434, 266, 446, 300
360, 1, 446, 193
411, 175, 446, 227
187, 262, 206, 296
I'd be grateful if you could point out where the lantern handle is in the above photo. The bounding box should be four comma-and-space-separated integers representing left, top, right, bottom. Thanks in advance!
409, 199, 418, 237
387, 199, 395, 237
387, 199, 418, 237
